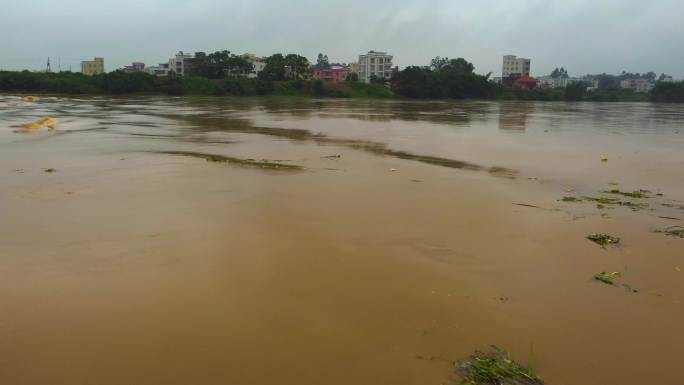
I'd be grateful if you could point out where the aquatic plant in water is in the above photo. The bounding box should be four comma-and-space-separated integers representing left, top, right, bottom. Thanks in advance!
602, 189, 650, 199
594, 271, 621, 285
561, 196, 583, 202
456, 347, 544, 385
586, 233, 620, 248
655, 226, 684, 238
583, 196, 621, 205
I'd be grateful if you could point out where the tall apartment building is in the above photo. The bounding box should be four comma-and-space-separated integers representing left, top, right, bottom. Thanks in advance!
358, 51, 393, 83
502, 55, 531, 77
168, 51, 194, 76
81, 57, 104, 75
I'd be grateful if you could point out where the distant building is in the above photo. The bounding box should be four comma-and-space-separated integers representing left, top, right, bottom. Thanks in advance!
358, 51, 393, 83
146, 63, 170, 76
659, 75, 675, 83
313, 65, 350, 83
502, 55, 530, 78
168, 51, 194, 76
242, 54, 266, 78
122, 62, 145, 73
620, 78, 654, 93
536, 76, 581, 88
512, 76, 539, 90
81, 57, 104, 76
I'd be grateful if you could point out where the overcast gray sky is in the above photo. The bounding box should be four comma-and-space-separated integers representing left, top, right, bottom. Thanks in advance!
2, 0, 682, 78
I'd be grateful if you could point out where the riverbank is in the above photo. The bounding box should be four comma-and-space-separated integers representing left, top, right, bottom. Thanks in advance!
2, 70, 682, 102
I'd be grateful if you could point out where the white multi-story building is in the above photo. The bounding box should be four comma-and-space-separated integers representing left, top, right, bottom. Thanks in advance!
242, 54, 266, 78
536, 76, 582, 88
146, 63, 170, 76
620, 78, 654, 93
358, 51, 393, 83
168, 51, 194, 76
502, 55, 531, 78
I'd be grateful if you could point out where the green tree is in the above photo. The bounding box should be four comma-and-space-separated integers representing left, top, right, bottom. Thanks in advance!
284, 54, 311, 79
346, 72, 359, 82
564, 81, 587, 101
430, 56, 450, 71
316, 53, 330, 69
191, 50, 253, 79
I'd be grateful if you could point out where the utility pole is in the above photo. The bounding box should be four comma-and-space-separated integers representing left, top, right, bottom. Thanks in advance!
46, 57, 52, 73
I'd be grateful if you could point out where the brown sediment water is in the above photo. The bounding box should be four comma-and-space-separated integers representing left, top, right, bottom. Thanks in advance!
1, 95, 683, 385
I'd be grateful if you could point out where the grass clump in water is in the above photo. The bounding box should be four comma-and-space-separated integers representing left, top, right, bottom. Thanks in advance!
583, 196, 621, 205
602, 189, 650, 198
654, 226, 684, 238
594, 271, 621, 285
456, 347, 544, 385
587, 233, 620, 248
561, 196, 583, 202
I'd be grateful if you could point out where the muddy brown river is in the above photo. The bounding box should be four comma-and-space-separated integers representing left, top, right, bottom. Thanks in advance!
1, 95, 683, 385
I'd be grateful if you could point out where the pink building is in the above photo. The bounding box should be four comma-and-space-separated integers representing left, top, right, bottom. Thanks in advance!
313, 65, 349, 83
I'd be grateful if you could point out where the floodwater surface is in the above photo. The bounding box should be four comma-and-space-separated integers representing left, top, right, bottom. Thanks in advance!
1, 95, 683, 385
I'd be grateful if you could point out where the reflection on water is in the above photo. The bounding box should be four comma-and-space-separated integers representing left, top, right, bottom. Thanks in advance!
1, 95, 683, 183
498, 102, 534, 132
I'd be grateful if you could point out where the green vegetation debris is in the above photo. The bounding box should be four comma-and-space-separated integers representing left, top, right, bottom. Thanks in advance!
654, 226, 684, 238
583, 196, 621, 205
44, 168, 56, 173
154, 151, 303, 170
456, 347, 544, 385
602, 189, 650, 198
587, 233, 620, 248
561, 196, 583, 202
594, 271, 620, 285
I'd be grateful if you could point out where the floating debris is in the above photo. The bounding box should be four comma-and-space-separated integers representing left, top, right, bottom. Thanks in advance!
44, 168, 56, 173
513, 203, 542, 209
658, 216, 681, 221
662, 203, 684, 210
561, 196, 583, 202
621, 283, 639, 293
587, 233, 620, 248
21, 96, 39, 102
594, 271, 620, 285
321, 154, 341, 159
13, 117, 58, 132
601, 156, 608, 162
620, 201, 651, 211
583, 196, 621, 205
654, 226, 684, 238
153, 151, 303, 170
602, 189, 650, 199
456, 347, 544, 385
